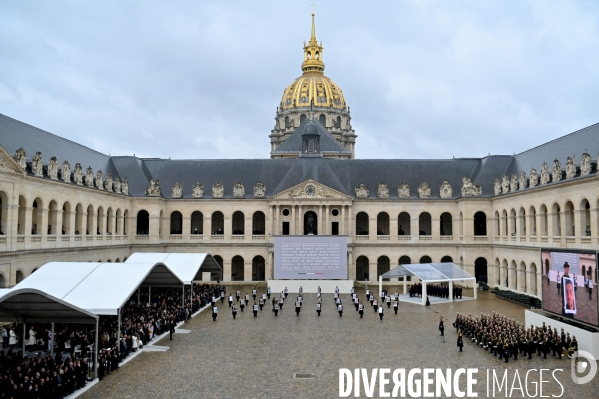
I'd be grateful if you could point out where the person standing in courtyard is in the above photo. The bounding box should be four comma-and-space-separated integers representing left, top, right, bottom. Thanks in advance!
221, 290, 225, 303
232, 303, 238, 319
316, 302, 321, 316
284, 287, 289, 299
338, 302, 343, 317
279, 296, 284, 310
259, 296, 264, 311
236, 290, 240, 302
589, 278, 594, 300
212, 305, 218, 321
253, 302, 258, 318
457, 332, 463, 352
252, 287, 257, 300
354, 295, 359, 311
295, 300, 301, 316
273, 301, 279, 316
393, 298, 398, 315
378, 305, 384, 321
358, 302, 364, 318
439, 317, 444, 337
228, 293, 233, 308
267, 286, 271, 299
240, 298, 245, 312
386, 295, 391, 309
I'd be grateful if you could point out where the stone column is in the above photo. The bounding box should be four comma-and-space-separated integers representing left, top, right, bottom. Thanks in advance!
410, 217, 418, 241
317, 205, 323, 235
245, 215, 252, 239
390, 215, 398, 239
268, 206, 273, 237
325, 205, 330, 235
223, 259, 232, 282
574, 210, 584, 239
244, 259, 252, 282
40, 208, 48, 239
268, 250, 274, 280
369, 259, 377, 283
54, 210, 63, 248
341, 205, 346, 235
590, 208, 598, 246
368, 215, 376, 240
431, 216, 440, 241
182, 216, 191, 239
291, 205, 296, 235
298, 205, 303, 235
149, 214, 160, 242
559, 209, 566, 238
347, 251, 353, 280
348, 205, 353, 237
275, 205, 280, 236
7, 204, 18, 251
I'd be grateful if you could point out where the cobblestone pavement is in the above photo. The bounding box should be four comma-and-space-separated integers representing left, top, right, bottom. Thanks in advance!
81, 286, 598, 399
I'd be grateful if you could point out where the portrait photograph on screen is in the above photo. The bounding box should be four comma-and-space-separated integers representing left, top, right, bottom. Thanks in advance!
541, 249, 598, 326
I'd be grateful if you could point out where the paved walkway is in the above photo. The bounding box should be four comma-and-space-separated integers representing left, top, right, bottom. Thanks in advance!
80, 286, 598, 398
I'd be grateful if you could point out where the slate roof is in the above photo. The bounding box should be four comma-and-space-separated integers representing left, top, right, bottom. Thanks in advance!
1, 112, 598, 199
272, 118, 351, 155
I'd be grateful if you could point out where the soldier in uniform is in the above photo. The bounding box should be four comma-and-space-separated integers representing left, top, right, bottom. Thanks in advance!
212, 305, 218, 321
253, 302, 259, 318
439, 317, 445, 337
240, 298, 245, 312
338, 302, 343, 317
259, 297, 264, 311
232, 303, 238, 319
378, 305, 384, 321
393, 299, 398, 314
358, 302, 364, 318
295, 300, 301, 316
284, 287, 289, 298
272, 301, 278, 317
386, 295, 391, 309
228, 294, 233, 308
267, 286, 271, 299
252, 288, 257, 301
236, 290, 241, 302
316, 302, 321, 316
220, 290, 225, 303
354, 296, 359, 311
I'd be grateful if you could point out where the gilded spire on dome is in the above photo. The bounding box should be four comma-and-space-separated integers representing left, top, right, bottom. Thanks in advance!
302, 12, 325, 74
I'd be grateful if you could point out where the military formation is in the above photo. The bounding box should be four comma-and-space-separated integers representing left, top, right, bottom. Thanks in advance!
453, 312, 578, 362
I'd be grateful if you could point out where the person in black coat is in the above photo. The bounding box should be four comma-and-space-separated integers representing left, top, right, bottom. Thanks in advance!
457, 332, 464, 352
439, 317, 445, 337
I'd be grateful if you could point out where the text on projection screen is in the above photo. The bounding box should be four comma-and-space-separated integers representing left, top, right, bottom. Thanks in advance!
274, 236, 348, 279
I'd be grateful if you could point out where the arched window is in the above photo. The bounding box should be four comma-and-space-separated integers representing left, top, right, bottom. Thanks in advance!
518, 207, 526, 237
62, 202, 71, 235
399, 255, 411, 265
502, 210, 508, 236
107, 207, 114, 234
74, 204, 83, 235
418, 212, 431, 235
474, 257, 487, 283
581, 199, 590, 236
16, 270, 23, 284
300, 114, 307, 125
398, 212, 410, 235
356, 256, 369, 281
17, 195, 27, 235
440, 256, 453, 263
336, 116, 341, 128
355, 212, 368, 235
252, 211, 265, 235
252, 256, 265, 281
212, 255, 223, 280
232, 211, 244, 235
528, 206, 537, 236
529, 263, 537, 295
509, 209, 516, 236
123, 210, 129, 235
539, 205, 548, 236
0, 273, 5, 288
86, 205, 94, 235
231, 256, 244, 281
136, 210, 149, 235
212, 212, 224, 235
48, 200, 58, 235
97, 206, 104, 235
378, 256, 390, 281
474, 211, 487, 236
440, 212, 452, 236
170, 211, 182, 234
191, 211, 203, 234
565, 201, 575, 236
319, 114, 326, 126
377, 212, 389, 235
32, 198, 43, 235
284, 116, 290, 129
420, 255, 432, 264
552, 203, 561, 236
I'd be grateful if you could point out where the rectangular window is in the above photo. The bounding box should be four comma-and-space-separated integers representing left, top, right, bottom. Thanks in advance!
282, 222, 290, 235
332, 222, 339, 235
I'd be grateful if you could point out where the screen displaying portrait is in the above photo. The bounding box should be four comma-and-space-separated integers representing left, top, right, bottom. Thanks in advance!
541, 249, 598, 326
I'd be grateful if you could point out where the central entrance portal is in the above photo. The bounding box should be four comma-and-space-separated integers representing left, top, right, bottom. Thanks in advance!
303, 211, 318, 235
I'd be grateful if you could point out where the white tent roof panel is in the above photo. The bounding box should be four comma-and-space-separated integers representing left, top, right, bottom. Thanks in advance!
381, 263, 475, 282
125, 252, 221, 284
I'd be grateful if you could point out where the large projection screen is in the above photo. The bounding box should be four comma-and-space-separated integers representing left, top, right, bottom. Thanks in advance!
541, 248, 598, 327
274, 236, 348, 279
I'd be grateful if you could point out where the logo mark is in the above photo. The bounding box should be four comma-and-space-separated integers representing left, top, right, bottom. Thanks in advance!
570, 350, 597, 384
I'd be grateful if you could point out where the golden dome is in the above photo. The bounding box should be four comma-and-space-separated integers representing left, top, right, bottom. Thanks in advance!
280, 13, 347, 111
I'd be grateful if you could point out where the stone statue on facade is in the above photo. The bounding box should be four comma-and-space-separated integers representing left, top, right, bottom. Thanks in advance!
580, 151, 591, 176
397, 182, 410, 198
519, 171, 527, 190
85, 166, 94, 187
565, 156, 576, 179
355, 183, 369, 198
316, 186, 334, 198
14, 148, 26, 169
74, 163, 83, 185
418, 182, 431, 198
529, 168, 538, 187
145, 179, 162, 196
105, 173, 113, 192
114, 176, 121, 193
121, 178, 129, 195
552, 159, 562, 182
254, 182, 266, 198
192, 183, 204, 198
461, 177, 481, 197
212, 183, 224, 198
288, 185, 303, 197
540, 162, 550, 185
494, 178, 501, 195
61, 160, 71, 182
501, 176, 510, 193
96, 170, 104, 190
377, 183, 389, 199
510, 174, 518, 192
47, 156, 58, 180
439, 181, 452, 198
31, 152, 43, 176
171, 182, 183, 198
233, 182, 245, 198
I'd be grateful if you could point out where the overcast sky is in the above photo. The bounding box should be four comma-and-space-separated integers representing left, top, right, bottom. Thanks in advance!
1, 1, 598, 160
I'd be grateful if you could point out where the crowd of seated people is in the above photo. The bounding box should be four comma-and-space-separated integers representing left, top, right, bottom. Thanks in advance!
0, 283, 225, 398
453, 312, 578, 362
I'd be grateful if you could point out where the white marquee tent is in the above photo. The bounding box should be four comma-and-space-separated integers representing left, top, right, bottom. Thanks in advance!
125, 252, 221, 284
379, 263, 477, 305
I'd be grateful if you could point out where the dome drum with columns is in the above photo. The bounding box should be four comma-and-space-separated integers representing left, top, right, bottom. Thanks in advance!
270, 12, 357, 158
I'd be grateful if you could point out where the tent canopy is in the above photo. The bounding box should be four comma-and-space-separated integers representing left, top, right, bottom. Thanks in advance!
0, 288, 98, 324
125, 252, 222, 284
381, 263, 475, 282
13, 261, 184, 315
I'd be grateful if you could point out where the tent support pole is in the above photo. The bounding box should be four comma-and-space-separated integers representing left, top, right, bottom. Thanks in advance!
117, 308, 121, 354
403, 277, 407, 294
51, 323, 55, 357
449, 281, 454, 302
22, 322, 26, 356
94, 317, 99, 380
473, 279, 478, 299
378, 276, 382, 300
422, 281, 427, 306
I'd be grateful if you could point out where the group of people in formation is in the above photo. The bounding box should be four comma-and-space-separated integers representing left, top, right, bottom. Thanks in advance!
409, 283, 463, 299
211, 285, 406, 321
452, 312, 579, 361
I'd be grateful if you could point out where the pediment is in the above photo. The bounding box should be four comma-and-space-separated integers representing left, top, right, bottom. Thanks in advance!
271, 180, 351, 200
0, 145, 26, 175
